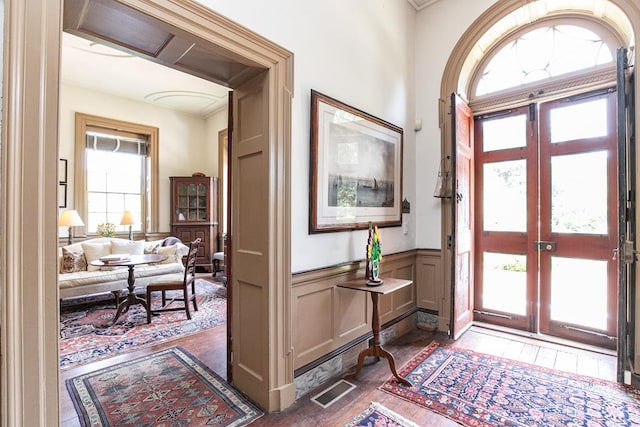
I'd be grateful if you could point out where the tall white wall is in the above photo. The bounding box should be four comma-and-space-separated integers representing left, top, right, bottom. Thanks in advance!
59, 84, 218, 232
413, 0, 498, 250
196, 0, 418, 273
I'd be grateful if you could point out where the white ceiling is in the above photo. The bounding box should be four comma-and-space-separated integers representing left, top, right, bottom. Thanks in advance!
406, 0, 444, 11
61, 32, 231, 118
61, 1, 443, 116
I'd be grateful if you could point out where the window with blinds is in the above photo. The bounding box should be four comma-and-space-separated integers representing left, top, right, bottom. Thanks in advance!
85, 127, 148, 234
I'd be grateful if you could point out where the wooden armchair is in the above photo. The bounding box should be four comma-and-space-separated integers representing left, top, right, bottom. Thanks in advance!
146, 238, 201, 323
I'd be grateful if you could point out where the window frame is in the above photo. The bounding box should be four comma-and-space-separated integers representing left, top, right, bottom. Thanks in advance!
74, 112, 159, 238
468, 16, 626, 113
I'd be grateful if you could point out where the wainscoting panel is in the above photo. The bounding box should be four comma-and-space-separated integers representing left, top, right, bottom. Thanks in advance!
416, 249, 442, 313
336, 286, 368, 338
292, 251, 417, 370
296, 286, 335, 358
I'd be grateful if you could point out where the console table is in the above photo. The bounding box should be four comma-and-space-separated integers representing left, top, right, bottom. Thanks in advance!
337, 277, 413, 386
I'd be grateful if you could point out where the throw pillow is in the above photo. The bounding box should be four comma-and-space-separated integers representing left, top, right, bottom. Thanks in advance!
82, 241, 112, 271
111, 240, 145, 256
61, 247, 87, 273
157, 244, 180, 264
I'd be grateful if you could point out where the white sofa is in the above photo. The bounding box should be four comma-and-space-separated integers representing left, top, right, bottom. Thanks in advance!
58, 237, 189, 300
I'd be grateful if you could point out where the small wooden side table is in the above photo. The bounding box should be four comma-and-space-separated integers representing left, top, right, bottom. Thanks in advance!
90, 254, 167, 323
337, 277, 413, 386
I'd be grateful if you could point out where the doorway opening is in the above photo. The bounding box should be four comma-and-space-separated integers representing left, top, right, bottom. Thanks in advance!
58, 0, 236, 386
445, 5, 636, 375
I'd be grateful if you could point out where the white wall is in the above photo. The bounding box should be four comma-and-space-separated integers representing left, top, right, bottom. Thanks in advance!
413, 0, 498, 250
59, 84, 220, 232
196, 0, 418, 273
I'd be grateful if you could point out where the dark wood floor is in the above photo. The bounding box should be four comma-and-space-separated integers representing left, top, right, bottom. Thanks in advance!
59, 300, 617, 426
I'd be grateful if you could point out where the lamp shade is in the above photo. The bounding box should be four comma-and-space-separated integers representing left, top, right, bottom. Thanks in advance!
119, 210, 139, 226
58, 210, 84, 227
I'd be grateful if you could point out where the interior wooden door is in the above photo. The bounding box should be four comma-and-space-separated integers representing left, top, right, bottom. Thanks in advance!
230, 71, 271, 400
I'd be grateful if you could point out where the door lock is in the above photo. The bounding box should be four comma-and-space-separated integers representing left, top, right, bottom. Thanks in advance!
535, 241, 556, 252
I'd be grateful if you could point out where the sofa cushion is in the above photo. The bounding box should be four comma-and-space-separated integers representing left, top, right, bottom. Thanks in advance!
157, 244, 181, 264
58, 269, 130, 290
82, 241, 112, 271
61, 247, 87, 273
111, 239, 145, 256
134, 263, 184, 278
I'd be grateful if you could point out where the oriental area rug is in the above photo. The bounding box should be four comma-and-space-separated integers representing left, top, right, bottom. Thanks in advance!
343, 402, 420, 427
380, 341, 640, 426
60, 279, 226, 370
66, 346, 262, 427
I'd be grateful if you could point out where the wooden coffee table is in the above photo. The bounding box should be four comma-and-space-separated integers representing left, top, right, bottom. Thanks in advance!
337, 277, 413, 387
90, 254, 167, 323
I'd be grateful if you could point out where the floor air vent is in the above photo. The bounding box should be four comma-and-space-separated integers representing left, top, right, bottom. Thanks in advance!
310, 380, 356, 408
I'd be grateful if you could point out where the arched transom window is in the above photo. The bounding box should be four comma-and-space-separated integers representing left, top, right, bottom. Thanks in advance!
457, 0, 634, 112
476, 24, 615, 96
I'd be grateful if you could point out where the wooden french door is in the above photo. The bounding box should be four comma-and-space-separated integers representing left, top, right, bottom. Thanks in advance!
474, 89, 619, 349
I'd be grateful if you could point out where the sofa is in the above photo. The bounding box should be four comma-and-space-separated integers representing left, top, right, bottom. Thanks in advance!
58, 237, 189, 300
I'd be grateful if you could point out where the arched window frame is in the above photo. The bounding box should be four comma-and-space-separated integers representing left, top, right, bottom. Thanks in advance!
461, 13, 633, 114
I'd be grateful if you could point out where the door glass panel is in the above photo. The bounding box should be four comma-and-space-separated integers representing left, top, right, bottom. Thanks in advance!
482, 115, 527, 152
551, 151, 607, 234
550, 257, 607, 330
550, 98, 607, 143
482, 252, 527, 315
483, 160, 527, 232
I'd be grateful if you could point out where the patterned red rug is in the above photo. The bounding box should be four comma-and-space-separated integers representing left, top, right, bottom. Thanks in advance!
381, 341, 640, 426
343, 402, 420, 427
66, 346, 262, 426
60, 279, 226, 370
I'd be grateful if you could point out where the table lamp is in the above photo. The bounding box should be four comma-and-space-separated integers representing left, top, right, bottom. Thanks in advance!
59, 210, 84, 245
120, 210, 138, 240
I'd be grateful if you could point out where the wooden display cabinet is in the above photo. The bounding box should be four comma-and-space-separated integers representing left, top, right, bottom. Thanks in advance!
170, 176, 218, 271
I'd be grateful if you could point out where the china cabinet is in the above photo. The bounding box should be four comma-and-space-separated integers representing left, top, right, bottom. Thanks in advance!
170, 175, 218, 271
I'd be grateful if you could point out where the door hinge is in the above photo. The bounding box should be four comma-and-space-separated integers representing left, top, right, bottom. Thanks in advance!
529, 103, 536, 121
447, 235, 453, 249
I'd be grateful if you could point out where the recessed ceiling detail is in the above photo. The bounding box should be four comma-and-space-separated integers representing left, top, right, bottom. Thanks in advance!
61, 32, 230, 118
406, 0, 443, 11
144, 91, 227, 116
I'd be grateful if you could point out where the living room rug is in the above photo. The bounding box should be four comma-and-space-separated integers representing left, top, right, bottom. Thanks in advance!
343, 402, 420, 427
66, 346, 262, 427
60, 279, 226, 370
380, 341, 640, 426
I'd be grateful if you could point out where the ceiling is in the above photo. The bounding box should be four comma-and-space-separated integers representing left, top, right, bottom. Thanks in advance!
406, 0, 444, 11
61, 32, 231, 118
60, 0, 444, 117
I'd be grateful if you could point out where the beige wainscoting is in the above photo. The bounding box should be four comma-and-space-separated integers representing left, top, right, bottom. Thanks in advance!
416, 249, 443, 312
292, 250, 427, 371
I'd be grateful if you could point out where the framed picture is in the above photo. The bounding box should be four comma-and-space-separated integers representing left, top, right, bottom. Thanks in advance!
309, 90, 403, 233
58, 182, 67, 208
58, 158, 67, 184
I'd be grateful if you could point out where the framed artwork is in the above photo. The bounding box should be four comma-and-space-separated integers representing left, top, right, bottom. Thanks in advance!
58, 158, 68, 184
58, 183, 67, 208
309, 90, 403, 233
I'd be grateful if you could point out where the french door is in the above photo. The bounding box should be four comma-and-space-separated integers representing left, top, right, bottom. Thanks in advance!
473, 89, 619, 349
